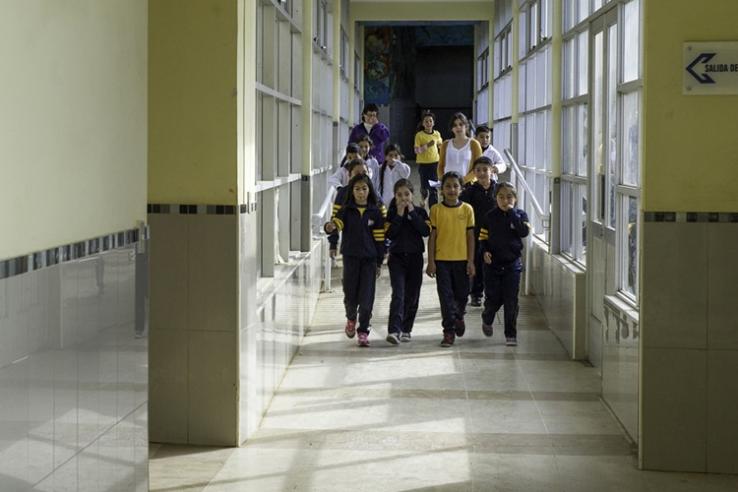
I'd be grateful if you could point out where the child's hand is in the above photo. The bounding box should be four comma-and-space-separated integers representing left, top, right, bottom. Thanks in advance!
467, 261, 476, 278
329, 249, 337, 258
426, 261, 436, 278
491, 165, 499, 174
483, 252, 492, 264
406, 200, 414, 212
324, 221, 336, 233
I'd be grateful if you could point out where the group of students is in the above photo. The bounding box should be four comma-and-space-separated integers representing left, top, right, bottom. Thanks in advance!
324, 104, 530, 348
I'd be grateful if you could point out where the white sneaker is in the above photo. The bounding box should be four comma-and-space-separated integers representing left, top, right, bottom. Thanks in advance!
400, 332, 412, 342
505, 337, 518, 347
386, 333, 400, 345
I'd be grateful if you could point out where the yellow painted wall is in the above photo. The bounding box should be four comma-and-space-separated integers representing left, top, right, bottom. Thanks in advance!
351, 1, 493, 21
0, 0, 147, 260
149, 0, 238, 205
643, 0, 738, 212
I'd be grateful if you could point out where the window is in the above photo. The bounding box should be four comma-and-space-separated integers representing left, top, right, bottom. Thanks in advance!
517, 0, 553, 243
615, 0, 642, 301
255, 0, 305, 276
478, 48, 490, 88
560, 17, 588, 263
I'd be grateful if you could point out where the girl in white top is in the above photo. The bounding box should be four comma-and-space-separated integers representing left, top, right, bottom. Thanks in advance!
377, 143, 411, 206
437, 112, 482, 185
327, 143, 362, 189
356, 135, 381, 191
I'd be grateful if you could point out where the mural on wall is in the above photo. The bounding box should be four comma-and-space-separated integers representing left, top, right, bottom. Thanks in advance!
364, 25, 474, 106
364, 27, 392, 105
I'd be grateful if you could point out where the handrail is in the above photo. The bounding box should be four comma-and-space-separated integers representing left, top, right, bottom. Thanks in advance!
502, 148, 550, 296
312, 185, 337, 229
503, 148, 547, 223
312, 183, 337, 292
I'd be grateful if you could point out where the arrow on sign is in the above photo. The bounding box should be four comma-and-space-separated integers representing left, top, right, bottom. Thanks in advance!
687, 53, 717, 84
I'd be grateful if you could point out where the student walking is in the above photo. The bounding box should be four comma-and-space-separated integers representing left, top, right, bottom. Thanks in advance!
356, 135, 381, 190
437, 113, 482, 185
474, 125, 507, 182
377, 144, 411, 207
327, 143, 362, 189
460, 156, 499, 307
478, 183, 531, 346
328, 158, 372, 258
385, 179, 430, 345
413, 111, 443, 208
324, 174, 385, 347
349, 103, 390, 163
426, 172, 476, 347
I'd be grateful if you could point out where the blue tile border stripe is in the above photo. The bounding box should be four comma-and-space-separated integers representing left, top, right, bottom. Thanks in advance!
147, 203, 238, 215
644, 212, 738, 223
0, 227, 142, 280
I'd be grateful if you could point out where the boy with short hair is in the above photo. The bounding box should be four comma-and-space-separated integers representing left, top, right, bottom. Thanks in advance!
475, 125, 507, 182
460, 156, 499, 307
478, 182, 531, 346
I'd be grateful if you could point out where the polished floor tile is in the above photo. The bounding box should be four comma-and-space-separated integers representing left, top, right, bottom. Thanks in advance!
150, 271, 738, 491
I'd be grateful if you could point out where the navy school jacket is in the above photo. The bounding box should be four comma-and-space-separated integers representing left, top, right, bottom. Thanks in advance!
328, 186, 386, 249
460, 181, 497, 234
330, 202, 386, 265
478, 207, 530, 266
385, 200, 431, 254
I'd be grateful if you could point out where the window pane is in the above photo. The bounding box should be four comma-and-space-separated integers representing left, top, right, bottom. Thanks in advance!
593, 31, 604, 223
562, 106, 574, 174
564, 0, 574, 31
576, 103, 588, 176
622, 91, 640, 186
577, 30, 588, 96
607, 24, 618, 228
623, 195, 638, 296
561, 181, 573, 254
563, 38, 573, 99
578, 183, 588, 263
623, 0, 640, 82
577, 0, 589, 23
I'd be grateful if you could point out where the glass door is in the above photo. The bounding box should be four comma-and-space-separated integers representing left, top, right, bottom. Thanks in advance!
587, 7, 618, 370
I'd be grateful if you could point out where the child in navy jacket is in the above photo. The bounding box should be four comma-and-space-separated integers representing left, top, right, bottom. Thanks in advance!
329, 159, 373, 257
460, 156, 499, 307
385, 179, 430, 345
324, 174, 385, 347
478, 182, 530, 346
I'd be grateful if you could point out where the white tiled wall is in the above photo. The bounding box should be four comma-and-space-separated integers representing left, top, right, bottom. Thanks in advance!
641, 221, 738, 473
529, 240, 587, 360
0, 247, 147, 491
239, 209, 323, 441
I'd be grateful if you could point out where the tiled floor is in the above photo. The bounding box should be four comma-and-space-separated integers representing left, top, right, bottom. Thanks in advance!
150, 270, 738, 491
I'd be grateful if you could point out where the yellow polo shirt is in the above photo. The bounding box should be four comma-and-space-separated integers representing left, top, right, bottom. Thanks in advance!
414, 130, 442, 164
430, 201, 475, 261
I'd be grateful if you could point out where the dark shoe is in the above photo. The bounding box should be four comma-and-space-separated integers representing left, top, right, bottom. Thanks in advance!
505, 337, 518, 347
345, 319, 357, 338
441, 332, 456, 347
469, 296, 482, 307
482, 322, 493, 337
454, 318, 466, 337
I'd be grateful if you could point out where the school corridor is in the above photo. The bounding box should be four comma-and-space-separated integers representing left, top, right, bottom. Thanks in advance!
3, 0, 738, 490
148, 270, 738, 491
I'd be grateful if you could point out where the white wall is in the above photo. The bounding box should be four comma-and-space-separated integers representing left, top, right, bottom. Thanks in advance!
0, 0, 147, 260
